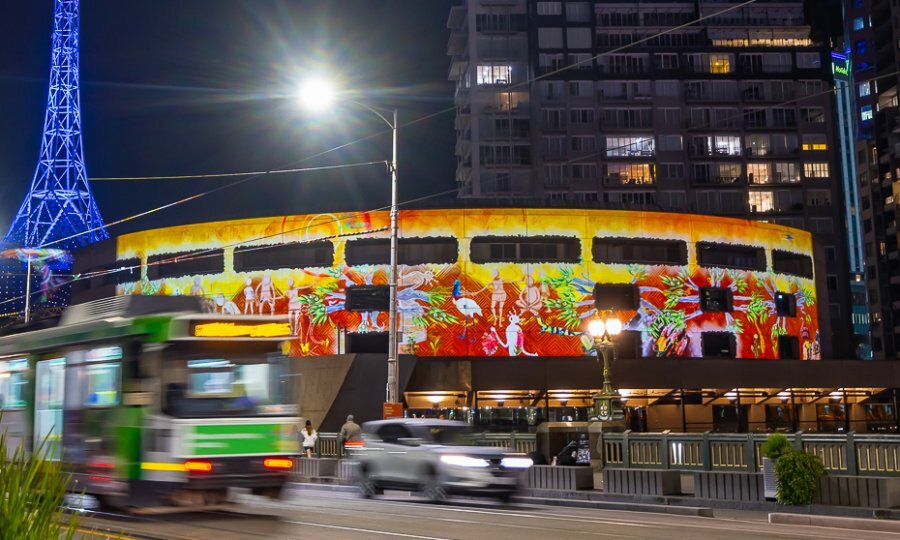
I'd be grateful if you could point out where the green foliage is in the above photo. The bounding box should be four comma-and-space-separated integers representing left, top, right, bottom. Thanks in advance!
626, 264, 647, 282
761, 433, 792, 460
745, 292, 769, 327
775, 450, 826, 506
733, 273, 750, 295
659, 273, 688, 309
0, 427, 81, 539
544, 267, 585, 330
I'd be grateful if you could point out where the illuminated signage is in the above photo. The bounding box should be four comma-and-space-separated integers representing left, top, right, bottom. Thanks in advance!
191, 321, 292, 339
831, 51, 851, 80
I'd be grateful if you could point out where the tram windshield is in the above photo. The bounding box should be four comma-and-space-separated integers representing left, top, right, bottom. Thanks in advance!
163, 355, 294, 418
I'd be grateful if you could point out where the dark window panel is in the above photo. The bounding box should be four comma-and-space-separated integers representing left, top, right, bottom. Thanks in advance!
702, 332, 735, 358
346, 285, 390, 312
772, 249, 813, 278
470, 236, 581, 263
592, 237, 688, 266
593, 283, 640, 310
233, 242, 333, 272
148, 250, 224, 280
775, 291, 797, 317
700, 287, 734, 313
346, 238, 459, 266
697, 241, 766, 272
778, 335, 800, 359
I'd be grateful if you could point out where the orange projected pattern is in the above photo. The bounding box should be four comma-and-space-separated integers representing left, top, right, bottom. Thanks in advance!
116, 209, 821, 360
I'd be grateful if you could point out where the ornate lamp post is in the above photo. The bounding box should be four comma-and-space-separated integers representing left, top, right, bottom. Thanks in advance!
588, 314, 623, 421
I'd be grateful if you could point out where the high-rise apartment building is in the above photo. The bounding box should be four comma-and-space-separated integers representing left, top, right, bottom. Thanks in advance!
447, 0, 854, 357
846, 0, 900, 359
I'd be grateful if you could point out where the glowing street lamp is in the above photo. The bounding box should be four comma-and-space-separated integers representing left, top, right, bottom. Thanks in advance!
297, 79, 402, 406
588, 313, 623, 421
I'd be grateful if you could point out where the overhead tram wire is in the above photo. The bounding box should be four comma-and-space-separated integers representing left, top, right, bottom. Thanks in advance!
28, 1, 762, 252
88, 160, 387, 182
39, 160, 387, 249
0, 188, 459, 313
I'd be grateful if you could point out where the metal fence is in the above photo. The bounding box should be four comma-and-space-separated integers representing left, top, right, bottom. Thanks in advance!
311, 431, 537, 458
600, 432, 900, 477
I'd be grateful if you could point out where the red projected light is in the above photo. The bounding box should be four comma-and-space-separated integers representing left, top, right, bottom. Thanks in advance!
184, 460, 213, 473
263, 458, 294, 470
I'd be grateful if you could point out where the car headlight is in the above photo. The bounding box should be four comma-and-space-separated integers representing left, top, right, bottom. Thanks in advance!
440, 455, 490, 468
500, 457, 533, 469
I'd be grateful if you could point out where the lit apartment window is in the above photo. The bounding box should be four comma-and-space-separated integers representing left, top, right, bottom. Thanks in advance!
774, 163, 800, 183
853, 17, 864, 30
605, 136, 655, 157
859, 82, 871, 97
536, 2, 562, 15
861, 105, 874, 122
710, 54, 732, 74
476, 65, 512, 85
803, 163, 830, 178
749, 191, 774, 213
747, 163, 770, 184
801, 135, 828, 151
606, 163, 655, 185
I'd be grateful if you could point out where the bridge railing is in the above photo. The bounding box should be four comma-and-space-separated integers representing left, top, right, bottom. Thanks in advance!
311, 431, 537, 458
601, 432, 900, 477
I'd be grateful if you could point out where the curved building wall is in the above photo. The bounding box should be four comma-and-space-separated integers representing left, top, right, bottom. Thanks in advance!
112, 209, 821, 360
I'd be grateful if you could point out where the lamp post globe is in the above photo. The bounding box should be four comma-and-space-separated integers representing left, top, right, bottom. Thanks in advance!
297, 78, 337, 112
590, 313, 623, 422
605, 317, 623, 336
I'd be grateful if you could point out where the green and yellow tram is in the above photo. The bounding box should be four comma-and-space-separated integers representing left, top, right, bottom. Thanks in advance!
0, 296, 300, 510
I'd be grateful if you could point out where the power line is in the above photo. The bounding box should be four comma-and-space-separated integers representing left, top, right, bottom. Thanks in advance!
88, 160, 386, 182
48, 0, 762, 247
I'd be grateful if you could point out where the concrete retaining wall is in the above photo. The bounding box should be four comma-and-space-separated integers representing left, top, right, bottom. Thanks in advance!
603, 468, 680, 496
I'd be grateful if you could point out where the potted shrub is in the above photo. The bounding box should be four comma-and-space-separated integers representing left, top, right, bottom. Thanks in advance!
760, 433, 792, 499
774, 450, 826, 506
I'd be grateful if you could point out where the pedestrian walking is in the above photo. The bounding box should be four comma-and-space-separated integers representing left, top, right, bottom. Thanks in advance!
300, 419, 318, 458
339, 414, 362, 456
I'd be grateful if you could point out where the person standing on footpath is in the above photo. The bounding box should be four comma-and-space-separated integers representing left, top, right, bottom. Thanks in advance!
339, 415, 362, 456
300, 419, 318, 458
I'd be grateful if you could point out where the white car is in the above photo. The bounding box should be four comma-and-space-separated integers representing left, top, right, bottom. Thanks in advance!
352, 419, 533, 502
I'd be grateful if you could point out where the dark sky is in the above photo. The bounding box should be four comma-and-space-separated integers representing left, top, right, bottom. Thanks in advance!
0, 0, 457, 236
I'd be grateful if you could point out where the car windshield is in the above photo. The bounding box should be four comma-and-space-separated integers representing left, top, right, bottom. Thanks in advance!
425, 425, 475, 445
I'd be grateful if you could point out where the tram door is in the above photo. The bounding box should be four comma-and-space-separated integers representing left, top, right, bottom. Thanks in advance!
34, 357, 66, 459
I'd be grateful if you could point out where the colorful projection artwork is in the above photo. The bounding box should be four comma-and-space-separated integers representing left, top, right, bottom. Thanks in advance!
116, 209, 821, 360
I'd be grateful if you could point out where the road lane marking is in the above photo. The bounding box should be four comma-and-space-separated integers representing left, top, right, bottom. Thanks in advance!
284, 520, 452, 539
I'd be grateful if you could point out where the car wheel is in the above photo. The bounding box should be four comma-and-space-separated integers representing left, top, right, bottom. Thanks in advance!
357, 469, 382, 499
422, 475, 447, 503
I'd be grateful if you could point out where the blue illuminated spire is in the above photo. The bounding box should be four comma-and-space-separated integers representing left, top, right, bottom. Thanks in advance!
4, 0, 106, 250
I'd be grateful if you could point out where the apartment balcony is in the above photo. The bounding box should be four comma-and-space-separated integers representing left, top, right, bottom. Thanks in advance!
448, 56, 468, 81
482, 128, 530, 141
602, 176, 656, 187
692, 175, 744, 186
447, 5, 466, 31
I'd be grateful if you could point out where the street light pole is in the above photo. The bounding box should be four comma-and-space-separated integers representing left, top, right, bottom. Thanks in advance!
296, 81, 402, 404
588, 315, 623, 421
386, 108, 400, 404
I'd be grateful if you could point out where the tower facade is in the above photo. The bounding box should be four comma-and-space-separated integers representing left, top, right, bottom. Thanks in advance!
447, 0, 855, 358
4, 0, 106, 250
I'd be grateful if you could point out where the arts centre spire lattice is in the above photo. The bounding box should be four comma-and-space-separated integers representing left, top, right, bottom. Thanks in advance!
5, 0, 106, 250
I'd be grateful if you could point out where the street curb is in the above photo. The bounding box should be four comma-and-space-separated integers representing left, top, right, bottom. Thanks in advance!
286, 482, 714, 516
769, 512, 900, 533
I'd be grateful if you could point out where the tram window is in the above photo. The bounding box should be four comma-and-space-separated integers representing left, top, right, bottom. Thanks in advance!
345, 238, 459, 266
234, 241, 334, 272
470, 236, 581, 263
697, 242, 765, 272
148, 249, 225, 280
592, 237, 687, 266
83, 363, 120, 407
772, 250, 813, 278
0, 358, 28, 409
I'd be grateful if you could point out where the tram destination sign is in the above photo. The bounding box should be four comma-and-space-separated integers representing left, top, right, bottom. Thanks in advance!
188, 320, 292, 339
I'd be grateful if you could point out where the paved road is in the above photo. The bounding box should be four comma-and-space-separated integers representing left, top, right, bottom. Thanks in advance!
79, 489, 898, 540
